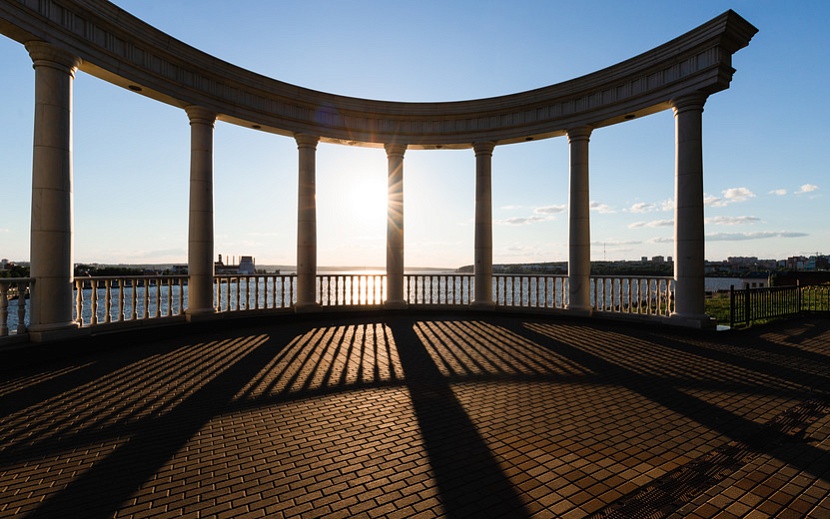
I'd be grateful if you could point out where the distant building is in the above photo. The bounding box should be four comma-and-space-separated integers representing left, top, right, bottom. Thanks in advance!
742, 272, 769, 289
238, 256, 255, 275
214, 254, 256, 275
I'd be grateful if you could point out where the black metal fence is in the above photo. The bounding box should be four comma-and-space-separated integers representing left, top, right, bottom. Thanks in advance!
730, 283, 830, 328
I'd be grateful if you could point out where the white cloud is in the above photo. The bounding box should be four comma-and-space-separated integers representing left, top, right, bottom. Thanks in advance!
629, 219, 673, 229
723, 187, 755, 202
705, 216, 761, 226
769, 188, 787, 196
500, 204, 523, 210
501, 215, 548, 225
590, 201, 614, 214
705, 187, 755, 207
796, 184, 819, 194
660, 199, 674, 212
650, 237, 674, 244
628, 202, 656, 213
706, 231, 809, 241
533, 204, 566, 215
591, 240, 642, 246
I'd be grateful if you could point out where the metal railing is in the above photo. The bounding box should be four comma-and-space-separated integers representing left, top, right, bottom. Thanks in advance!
730, 283, 830, 328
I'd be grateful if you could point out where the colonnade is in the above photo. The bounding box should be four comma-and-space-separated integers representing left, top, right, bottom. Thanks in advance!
22, 41, 715, 338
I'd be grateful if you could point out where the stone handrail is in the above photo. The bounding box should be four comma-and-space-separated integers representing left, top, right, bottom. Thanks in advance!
0, 1, 756, 148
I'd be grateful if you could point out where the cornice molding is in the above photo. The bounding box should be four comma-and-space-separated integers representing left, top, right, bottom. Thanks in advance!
0, 1, 757, 149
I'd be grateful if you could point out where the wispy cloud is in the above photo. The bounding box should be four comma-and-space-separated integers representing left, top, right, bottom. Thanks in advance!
796, 184, 819, 194
770, 188, 787, 196
590, 201, 614, 214
650, 237, 674, 244
629, 219, 673, 229
500, 204, 524, 210
534, 205, 566, 215
707, 231, 809, 241
705, 187, 755, 207
501, 215, 548, 225
705, 216, 761, 225
628, 202, 656, 213
591, 240, 642, 246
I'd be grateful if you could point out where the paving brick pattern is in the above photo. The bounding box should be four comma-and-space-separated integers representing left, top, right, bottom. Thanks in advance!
1, 315, 829, 518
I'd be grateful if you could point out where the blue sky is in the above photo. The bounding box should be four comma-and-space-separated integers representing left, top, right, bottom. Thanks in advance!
1, 1, 827, 268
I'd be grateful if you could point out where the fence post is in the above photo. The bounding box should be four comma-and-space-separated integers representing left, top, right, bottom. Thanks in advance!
797, 279, 802, 315
729, 285, 735, 328
744, 284, 752, 326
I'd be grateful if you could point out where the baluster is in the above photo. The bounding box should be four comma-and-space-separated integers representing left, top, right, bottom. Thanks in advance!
16, 282, 27, 334
141, 278, 148, 319
90, 279, 98, 325
74, 279, 83, 325
0, 282, 8, 336
103, 279, 111, 323
116, 278, 123, 322
165, 278, 172, 316
153, 278, 160, 318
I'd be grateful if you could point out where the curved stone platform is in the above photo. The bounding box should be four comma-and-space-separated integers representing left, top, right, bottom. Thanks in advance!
1, 315, 828, 517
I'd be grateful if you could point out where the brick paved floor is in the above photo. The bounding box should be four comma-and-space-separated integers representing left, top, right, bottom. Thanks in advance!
1, 315, 829, 518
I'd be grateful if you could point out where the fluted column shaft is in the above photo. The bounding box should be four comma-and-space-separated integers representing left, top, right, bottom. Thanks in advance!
473, 142, 496, 308
185, 106, 217, 317
566, 127, 593, 314
26, 41, 82, 335
672, 94, 711, 325
385, 143, 407, 308
296, 134, 320, 311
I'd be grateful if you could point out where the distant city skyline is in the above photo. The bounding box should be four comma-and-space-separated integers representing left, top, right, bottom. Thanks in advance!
1, 1, 827, 268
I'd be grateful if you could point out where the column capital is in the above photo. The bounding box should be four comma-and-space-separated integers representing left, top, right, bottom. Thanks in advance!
185, 105, 217, 126
566, 126, 593, 143
473, 141, 496, 156
295, 133, 319, 149
671, 93, 708, 114
384, 143, 407, 158
25, 41, 82, 75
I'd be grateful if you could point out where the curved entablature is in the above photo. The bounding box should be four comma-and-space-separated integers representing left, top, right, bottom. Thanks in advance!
0, 0, 757, 149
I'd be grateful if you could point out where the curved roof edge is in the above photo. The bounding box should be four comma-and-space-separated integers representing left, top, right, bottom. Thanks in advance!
0, 1, 757, 149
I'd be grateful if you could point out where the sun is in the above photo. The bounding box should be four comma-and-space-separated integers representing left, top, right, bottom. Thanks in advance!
345, 171, 388, 226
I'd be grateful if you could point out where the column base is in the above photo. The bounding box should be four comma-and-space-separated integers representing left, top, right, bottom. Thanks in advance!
294, 302, 322, 313
384, 299, 408, 310
28, 321, 82, 342
565, 305, 593, 317
665, 312, 717, 329
470, 300, 496, 310
185, 308, 217, 323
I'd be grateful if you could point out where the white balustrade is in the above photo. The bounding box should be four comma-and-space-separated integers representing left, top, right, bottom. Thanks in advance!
5, 273, 675, 339
590, 275, 675, 316
73, 275, 187, 326
0, 278, 33, 336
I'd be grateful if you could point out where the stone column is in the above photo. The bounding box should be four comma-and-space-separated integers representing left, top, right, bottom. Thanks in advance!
385, 143, 407, 309
185, 106, 217, 319
295, 134, 320, 311
25, 41, 82, 338
566, 127, 593, 315
473, 142, 496, 308
671, 94, 713, 327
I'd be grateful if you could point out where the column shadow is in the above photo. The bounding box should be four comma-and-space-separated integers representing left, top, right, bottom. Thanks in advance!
387, 316, 530, 518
